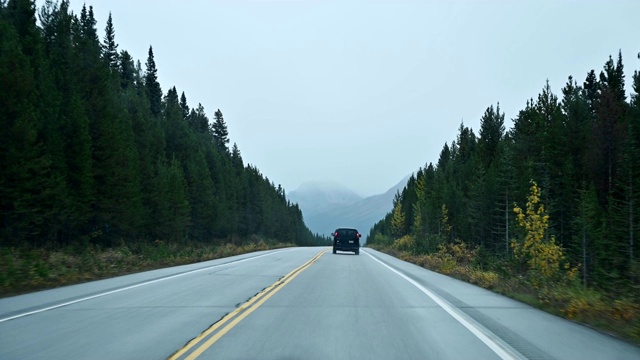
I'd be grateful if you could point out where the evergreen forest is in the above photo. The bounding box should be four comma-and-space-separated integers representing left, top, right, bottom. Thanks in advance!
368, 51, 640, 296
0, 0, 325, 253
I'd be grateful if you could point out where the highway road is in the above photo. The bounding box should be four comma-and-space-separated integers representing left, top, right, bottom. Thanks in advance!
1, 247, 638, 359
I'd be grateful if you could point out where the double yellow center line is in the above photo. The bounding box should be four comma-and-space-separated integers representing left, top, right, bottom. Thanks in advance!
168, 248, 328, 360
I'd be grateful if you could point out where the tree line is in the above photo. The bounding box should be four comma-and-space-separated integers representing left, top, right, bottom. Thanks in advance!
368, 50, 640, 293
0, 0, 325, 248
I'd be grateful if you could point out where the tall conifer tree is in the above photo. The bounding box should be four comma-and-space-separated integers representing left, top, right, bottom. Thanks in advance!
144, 46, 162, 118
211, 109, 229, 152
102, 12, 118, 71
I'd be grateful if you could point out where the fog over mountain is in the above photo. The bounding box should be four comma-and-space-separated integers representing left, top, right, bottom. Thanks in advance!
287, 176, 410, 241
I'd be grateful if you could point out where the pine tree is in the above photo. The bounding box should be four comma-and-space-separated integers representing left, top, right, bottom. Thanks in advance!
37, 0, 58, 48
163, 86, 189, 161
412, 168, 428, 239
391, 192, 406, 238
477, 103, 505, 169
189, 103, 209, 134
144, 46, 162, 118
437, 142, 451, 172
122, 62, 164, 238
231, 142, 243, 172
179, 91, 189, 120
584, 69, 599, 116
476, 103, 506, 249
423, 163, 440, 237
558, 76, 592, 265
399, 174, 417, 237
493, 137, 516, 254
588, 53, 630, 287
78, 5, 100, 60
450, 123, 478, 242
101, 12, 118, 72
211, 109, 230, 152
118, 50, 135, 89
592, 54, 627, 200
535, 81, 567, 246
5, 0, 41, 59
561, 76, 591, 184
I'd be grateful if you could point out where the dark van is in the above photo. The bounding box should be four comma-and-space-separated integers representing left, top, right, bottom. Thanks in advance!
332, 228, 360, 255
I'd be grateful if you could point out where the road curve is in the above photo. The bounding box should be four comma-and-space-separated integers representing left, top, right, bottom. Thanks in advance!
0, 247, 638, 360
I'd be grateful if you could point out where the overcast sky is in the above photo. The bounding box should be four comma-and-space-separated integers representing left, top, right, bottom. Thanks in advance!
53, 0, 639, 196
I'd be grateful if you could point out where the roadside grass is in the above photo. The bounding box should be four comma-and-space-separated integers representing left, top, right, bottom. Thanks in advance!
0, 237, 294, 298
368, 244, 640, 345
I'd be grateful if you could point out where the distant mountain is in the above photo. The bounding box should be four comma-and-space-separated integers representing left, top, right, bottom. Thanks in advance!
287, 176, 410, 242
287, 181, 363, 216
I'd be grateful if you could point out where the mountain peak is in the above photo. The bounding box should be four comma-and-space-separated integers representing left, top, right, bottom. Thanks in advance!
287, 175, 410, 238
287, 181, 363, 211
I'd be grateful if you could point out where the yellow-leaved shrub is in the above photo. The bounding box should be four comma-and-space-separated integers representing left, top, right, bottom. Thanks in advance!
511, 181, 576, 287
393, 235, 416, 252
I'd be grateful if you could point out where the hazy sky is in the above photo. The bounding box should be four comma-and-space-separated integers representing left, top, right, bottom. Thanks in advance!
53, 0, 639, 196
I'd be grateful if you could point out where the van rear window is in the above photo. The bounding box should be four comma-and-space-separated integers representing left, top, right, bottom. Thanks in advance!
337, 229, 357, 237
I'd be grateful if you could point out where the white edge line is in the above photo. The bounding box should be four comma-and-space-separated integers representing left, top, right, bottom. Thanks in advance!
0, 248, 292, 323
364, 249, 523, 360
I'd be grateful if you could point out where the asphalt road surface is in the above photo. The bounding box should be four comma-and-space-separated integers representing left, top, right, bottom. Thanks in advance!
1, 247, 638, 359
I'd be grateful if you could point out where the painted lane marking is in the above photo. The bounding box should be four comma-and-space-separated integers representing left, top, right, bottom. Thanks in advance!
364, 250, 525, 360
169, 248, 327, 360
0, 249, 292, 323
